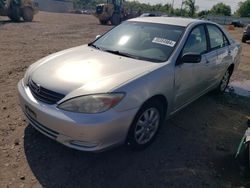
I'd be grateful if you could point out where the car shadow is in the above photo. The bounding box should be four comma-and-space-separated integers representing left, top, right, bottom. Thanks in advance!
24, 93, 250, 188
0, 20, 13, 26
0, 20, 40, 26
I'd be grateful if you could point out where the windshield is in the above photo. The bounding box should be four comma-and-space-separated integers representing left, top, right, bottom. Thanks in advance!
91, 21, 185, 62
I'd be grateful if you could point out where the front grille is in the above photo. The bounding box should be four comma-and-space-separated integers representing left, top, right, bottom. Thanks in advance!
29, 80, 65, 104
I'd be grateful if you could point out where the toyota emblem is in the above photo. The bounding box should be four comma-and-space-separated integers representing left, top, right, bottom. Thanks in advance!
35, 84, 41, 93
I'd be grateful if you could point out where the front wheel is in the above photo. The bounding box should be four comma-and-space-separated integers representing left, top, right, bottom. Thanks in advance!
242, 37, 247, 43
127, 100, 165, 150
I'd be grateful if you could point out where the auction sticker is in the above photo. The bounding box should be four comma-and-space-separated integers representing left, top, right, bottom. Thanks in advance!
152, 37, 176, 47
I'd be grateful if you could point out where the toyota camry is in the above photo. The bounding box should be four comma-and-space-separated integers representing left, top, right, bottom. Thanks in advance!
18, 17, 241, 152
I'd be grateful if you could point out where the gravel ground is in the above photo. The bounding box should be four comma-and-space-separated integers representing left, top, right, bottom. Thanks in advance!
0, 12, 250, 188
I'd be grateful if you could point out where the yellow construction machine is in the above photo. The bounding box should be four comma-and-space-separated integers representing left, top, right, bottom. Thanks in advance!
0, 0, 38, 22
94, 0, 127, 25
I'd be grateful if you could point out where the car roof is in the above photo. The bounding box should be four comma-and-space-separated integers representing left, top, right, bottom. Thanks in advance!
128, 17, 204, 27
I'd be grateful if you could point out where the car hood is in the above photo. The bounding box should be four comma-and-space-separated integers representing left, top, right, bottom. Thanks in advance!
29, 45, 161, 97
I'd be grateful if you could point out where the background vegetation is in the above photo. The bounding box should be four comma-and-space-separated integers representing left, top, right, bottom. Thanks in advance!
73, 0, 250, 18
237, 0, 250, 17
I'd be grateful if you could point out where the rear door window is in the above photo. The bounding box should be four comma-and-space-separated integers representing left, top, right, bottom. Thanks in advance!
207, 25, 228, 50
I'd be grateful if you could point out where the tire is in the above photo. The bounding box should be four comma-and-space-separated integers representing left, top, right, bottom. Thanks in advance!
8, 5, 20, 22
127, 99, 166, 150
236, 139, 250, 172
214, 68, 231, 94
22, 7, 33, 22
242, 37, 246, 43
243, 142, 250, 171
248, 143, 250, 170
110, 13, 120, 25
99, 20, 108, 25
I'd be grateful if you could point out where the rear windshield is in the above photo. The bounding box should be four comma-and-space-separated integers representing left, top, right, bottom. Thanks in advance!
92, 21, 185, 62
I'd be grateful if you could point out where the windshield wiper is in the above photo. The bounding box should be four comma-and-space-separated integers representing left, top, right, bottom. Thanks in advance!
104, 49, 163, 63
104, 49, 140, 59
88, 43, 102, 50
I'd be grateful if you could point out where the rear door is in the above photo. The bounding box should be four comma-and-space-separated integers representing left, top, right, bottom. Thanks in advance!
206, 24, 232, 87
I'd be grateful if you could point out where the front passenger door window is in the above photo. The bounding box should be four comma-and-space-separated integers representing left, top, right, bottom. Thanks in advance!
182, 25, 207, 55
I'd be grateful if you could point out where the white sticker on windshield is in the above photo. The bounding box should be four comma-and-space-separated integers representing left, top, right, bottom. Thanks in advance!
152, 37, 176, 47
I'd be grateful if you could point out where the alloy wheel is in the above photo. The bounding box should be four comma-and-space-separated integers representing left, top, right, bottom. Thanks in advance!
134, 107, 160, 145
220, 70, 230, 92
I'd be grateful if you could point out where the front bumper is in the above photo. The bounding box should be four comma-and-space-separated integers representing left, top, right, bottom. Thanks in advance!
18, 79, 138, 152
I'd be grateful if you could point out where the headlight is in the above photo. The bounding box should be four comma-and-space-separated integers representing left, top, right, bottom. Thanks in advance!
24, 64, 35, 85
58, 93, 125, 114
23, 69, 30, 85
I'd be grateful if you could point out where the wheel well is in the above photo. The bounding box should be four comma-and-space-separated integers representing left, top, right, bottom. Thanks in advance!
126, 94, 168, 145
228, 64, 234, 75
143, 95, 168, 114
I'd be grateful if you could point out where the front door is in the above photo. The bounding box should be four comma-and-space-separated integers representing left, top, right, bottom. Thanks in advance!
174, 24, 210, 109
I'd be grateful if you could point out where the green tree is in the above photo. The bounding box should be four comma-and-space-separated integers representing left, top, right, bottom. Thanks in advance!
237, 0, 250, 17
73, 0, 105, 9
124, 1, 171, 14
184, 0, 198, 17
174, 8, 188, 16
72, 0, 173, 15
197, 10, 210, 18
210, 3, 231, 16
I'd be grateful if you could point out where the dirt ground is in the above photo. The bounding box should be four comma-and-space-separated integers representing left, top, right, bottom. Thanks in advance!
0, 12, 250, 188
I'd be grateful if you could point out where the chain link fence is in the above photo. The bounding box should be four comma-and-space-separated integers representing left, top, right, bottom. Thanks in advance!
206, 15, 250, 25
34, 0, 73, 13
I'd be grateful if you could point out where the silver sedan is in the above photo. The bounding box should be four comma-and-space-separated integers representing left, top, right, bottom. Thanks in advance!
18, 17, 241, 152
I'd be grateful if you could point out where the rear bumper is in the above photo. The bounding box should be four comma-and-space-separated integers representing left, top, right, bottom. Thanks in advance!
18, 79, 138, 152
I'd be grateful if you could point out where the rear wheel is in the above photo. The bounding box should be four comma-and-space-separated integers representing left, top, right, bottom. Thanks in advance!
8, 5, 20, 22
110, 13, 120, 25
214, 69, 231, 94
243, 142, 250, 171
22, 7, 34, 22
127, 100, 165, 150
248, 143, 250, 170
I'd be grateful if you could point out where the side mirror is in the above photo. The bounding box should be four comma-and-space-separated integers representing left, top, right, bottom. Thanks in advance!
181, 53, 201, 63
96, 35, 101, 39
